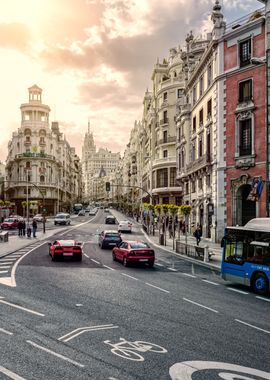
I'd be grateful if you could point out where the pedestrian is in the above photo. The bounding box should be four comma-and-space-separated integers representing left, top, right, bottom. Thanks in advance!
32, 219, 37, 238
168, 217, 173, 238
194, 224, 202, 245
22, 219, 26, 237
27, 224, 31, 238
17, 220, 23, 237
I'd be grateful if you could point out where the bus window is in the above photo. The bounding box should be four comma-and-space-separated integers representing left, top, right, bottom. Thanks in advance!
224, 235, 246, 264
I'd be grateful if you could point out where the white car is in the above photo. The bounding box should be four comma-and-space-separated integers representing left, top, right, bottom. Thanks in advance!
89, 209, 97, 216
54, 213, 71, 225
118, 220, 132, 233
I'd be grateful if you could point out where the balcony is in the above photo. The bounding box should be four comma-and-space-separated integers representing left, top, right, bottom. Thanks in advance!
152, 186, 182, 194
15, 153, 56, 161
39, 140, 46, 146
152, 156, 176, 168
159, 118, 169, 126
185, 154, 212, 174
156, 136, 176, 146
24, 140, 31, 146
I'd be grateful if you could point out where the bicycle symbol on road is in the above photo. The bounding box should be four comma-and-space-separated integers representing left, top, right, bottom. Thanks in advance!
104, 337, 167, 362
169, 361, 270, 379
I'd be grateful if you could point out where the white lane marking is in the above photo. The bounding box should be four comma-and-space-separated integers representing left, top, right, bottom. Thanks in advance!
63, 325, 119, 342
235, 319, 270, 335
0, 270, 9, 274
90, 258, 100, 264
121, 273, 138, 281
256, 296, 270, 303
1, 259, 17, 262
0, 266, 11, 270
155, 263, 164, 267
168, 268, 177, 272
0, 299, 45, 317
84, 253, 89, 258
9, 241, 48, 287
109, 377, 119, 380
58, 324, 116, 341
76, 304, 83, 307
145, 283, 170, 294
103, 265, 115, 271
183, 298, 218, 314
181, 273, 196, 278
0, 327, 13, 335
202, 279, 219, 286
58, 215, 98, 237
227, 288, 249, 295
26, 340, 85, 368
0, 365, 26, 380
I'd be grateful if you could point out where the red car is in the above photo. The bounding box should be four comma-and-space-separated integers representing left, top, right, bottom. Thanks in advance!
48, 240, 83, 261
112, 240, 155, 267
1, 217, 21, 230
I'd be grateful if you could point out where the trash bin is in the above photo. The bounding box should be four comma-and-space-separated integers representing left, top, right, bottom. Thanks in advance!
159, 233, 164, 245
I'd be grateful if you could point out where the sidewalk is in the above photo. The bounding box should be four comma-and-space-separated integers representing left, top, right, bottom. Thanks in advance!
110, 209, 222, 271
0, 228, 60, 259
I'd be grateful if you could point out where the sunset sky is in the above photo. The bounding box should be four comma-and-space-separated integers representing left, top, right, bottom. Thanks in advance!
0, 0, 261, 162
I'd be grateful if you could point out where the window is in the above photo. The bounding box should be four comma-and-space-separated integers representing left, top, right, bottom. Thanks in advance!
191, 143, 196, 161
193, 116, 196, 132
198, 138, 203, 157
198, 177, 203, 190
181, 150, 185, 168
40, 175, 45, 183
239, 119, 252, 156
192, 180, 196, 193
206, 132, 211, 162
177, 89, 182, 98
207, 98, 212, 118
170, 168, 176, 187
193, 86, 197, 105
185, 182, 189, 194
199, 108, 204, 126
163, 92, 168, 102
206, 174, 211, 187
239, 39, 251, 67
157, 168, 168, 187
163, 110, 168, 124
207, 64, 212, 86
239, 79, 252, 102
199, 76, 204, 96
163, 150, 168, 158
163, 130, 168, 143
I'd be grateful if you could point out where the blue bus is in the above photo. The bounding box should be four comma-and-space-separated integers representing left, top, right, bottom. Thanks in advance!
221, 218, 270, 295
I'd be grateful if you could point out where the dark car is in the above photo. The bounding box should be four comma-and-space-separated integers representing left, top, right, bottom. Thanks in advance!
105, 216, 116, 224
112, 240, 155, 267
48, 240, 82, 261
98, 230, 122, 249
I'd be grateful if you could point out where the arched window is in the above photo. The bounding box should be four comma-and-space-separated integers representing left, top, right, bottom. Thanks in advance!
24, 128, 31, 136
26, 161, 31, 169
40, 175, 45, 183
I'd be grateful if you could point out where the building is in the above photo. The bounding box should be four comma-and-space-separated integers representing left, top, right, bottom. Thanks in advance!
223, 5, 266, 226
81, 123, 121, 201
5, 85, 82, 215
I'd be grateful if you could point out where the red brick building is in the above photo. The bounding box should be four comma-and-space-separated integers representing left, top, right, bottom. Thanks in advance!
224, 11, 267, 226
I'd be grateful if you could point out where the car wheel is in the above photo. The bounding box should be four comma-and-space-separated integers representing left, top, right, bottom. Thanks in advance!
112, 252, 116, 261
252, 272, 269, 295
123, 257, 129, 267
77, 256, 82, 262
148, 261, 154, 268
54, 222, 57, 225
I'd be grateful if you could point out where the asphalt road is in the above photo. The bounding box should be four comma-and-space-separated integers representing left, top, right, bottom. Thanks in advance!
0, 210, 269, 380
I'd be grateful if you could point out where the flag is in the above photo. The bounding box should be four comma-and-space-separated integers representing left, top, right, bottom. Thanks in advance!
247, 179, 264, 201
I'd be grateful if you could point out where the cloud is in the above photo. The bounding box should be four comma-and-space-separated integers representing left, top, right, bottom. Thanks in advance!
0, 23, 31, 51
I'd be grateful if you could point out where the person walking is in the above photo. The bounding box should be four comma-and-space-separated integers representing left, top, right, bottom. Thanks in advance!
194, 224, 202, 245
168, 217, 173, 238
22, 219, 26, 237
17, 220, 23, 237
32, 219, 37, 238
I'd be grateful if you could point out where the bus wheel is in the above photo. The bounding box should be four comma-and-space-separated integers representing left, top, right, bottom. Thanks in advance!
252, 272, 269, 295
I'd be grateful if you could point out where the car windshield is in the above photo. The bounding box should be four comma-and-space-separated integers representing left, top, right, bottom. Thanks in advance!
119, 221, 129, 224
56, 214, 66, 219
4, 218, 15, 222
58, 240, 74, 246
105, 233, 120, 237
130, 243, 149, 249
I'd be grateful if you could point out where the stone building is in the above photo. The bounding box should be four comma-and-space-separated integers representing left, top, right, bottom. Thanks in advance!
5, 85, 82, 215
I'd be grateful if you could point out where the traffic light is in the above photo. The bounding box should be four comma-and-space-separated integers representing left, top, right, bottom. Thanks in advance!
105, 182, 110, 192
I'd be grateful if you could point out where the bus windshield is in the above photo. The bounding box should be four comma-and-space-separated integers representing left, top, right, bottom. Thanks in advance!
224, 228, 270, 266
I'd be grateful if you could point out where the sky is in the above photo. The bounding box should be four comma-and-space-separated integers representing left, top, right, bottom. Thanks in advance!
0, 0, 262, 162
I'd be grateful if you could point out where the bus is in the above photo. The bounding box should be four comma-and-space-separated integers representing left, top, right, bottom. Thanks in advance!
221, 218, 270, 295
73, 203, 83, 214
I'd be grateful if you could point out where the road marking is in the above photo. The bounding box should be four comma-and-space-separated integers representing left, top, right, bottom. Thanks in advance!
0, 299, 45, 316
0, 365, 26, 380
26, 340, 85, 368
235, 319, 270, 335
168, 268, 177, 272
202, 279, 219, 286
0, 327, 13, 335
227, 288, 249, 295
1, 259, 17, 263
84, 254, 89, 258
181, 273, 196, 278
0, 270, 8, 274
145, 283, 170, 294
109, 377, 119, 380
121, 273, 138, 281
256, 296, 270, 303
183, 298, 218, 313
59, 324, 119, 342
103, 265, 115, 271
0, 266, 11, 270
90, 258, 100, 264
76, 304, 83, 307
155, 263, 164, 267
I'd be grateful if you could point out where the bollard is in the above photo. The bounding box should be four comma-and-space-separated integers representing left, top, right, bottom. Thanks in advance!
204, 245, 209, 262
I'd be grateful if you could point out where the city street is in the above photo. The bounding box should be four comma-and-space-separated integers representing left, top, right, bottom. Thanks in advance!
0, 209, 269, 379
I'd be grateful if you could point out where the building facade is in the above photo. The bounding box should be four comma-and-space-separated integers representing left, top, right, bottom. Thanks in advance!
5, 85, 82, 215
